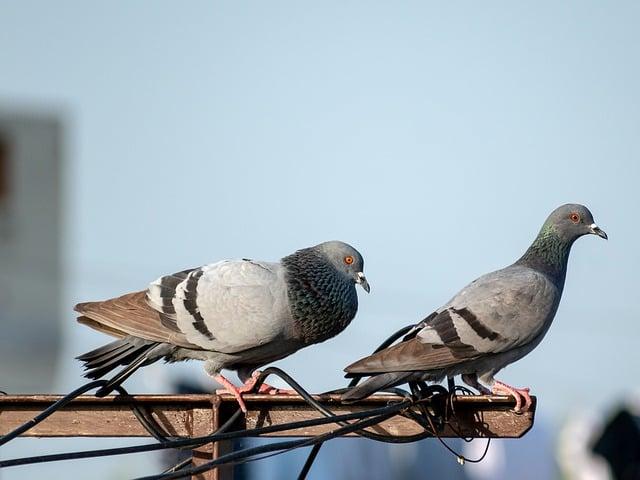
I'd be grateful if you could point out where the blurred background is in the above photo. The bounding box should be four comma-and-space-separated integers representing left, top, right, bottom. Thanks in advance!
1, 1, 639, 479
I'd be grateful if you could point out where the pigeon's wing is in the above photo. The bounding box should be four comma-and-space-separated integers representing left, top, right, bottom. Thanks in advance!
146, 259, 291, 353
438, 265, 560, 353
345, 265, 559, 374
75, 291, 199, 349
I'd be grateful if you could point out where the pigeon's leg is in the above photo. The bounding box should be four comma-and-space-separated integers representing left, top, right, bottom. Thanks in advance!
491, 380, 532, 413
461, 373, 491, 395
212, 374, 249, 413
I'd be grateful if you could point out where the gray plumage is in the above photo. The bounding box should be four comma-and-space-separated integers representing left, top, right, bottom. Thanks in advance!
343, 204, 607, 402
76, 241, 369, 395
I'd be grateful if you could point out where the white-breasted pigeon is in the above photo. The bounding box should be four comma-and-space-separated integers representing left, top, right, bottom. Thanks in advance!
76, 241, 369, 412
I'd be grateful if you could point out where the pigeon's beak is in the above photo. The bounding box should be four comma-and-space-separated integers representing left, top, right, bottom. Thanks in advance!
589, 223, 608, 240
356, 272, 370, 293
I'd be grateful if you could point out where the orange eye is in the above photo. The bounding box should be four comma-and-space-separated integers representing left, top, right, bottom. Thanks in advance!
344, 256, 354, 265
569, 212, 580, 223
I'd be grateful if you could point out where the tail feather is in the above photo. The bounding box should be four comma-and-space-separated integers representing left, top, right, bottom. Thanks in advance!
341, 372, 413, 403
77, 339, 128, 362
76, 337, 172, 396
83, 345, 141, 377
93, 344, 169, 397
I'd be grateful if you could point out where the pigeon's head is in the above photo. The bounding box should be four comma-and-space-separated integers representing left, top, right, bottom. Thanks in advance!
544, 204, 608, 242
316, 241, 370, 293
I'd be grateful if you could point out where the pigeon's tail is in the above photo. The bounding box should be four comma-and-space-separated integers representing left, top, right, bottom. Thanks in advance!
341, 372, 414, 403
76, 335, 170, 397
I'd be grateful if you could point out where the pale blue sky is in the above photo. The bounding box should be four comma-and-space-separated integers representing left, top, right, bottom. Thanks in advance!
1, 2, 639, 478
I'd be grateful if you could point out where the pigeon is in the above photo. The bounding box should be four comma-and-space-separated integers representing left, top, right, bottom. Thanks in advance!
75, 241, 369, 412
343, 204, 606, 411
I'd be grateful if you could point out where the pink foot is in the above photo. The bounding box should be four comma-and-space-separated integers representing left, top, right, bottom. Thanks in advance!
213, 374, 249, 413
260, 386, 299, 396
234, 370, 299, 395
491, 380, 532, 413
213, 371, 297, 412
231, 370, 292, 394
235, 370, 265, 393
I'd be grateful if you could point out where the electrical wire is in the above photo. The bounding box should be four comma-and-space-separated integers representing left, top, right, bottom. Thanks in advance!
0, 325, 500, 478
134, 407, 404, 480
296, 444, 322, 480
0, 399, 409, 467
0, 379, 110, 447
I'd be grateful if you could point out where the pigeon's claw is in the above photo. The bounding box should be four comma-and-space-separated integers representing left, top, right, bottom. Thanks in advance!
214, 374, 249, 413
492, 380, 532, 413
213, 371, 298, 411
236, 370, 264, 393
262, 387, 299, 396
234, 370, 296, 395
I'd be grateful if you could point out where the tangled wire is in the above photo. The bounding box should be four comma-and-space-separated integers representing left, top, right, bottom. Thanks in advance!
0, 325, 492, 479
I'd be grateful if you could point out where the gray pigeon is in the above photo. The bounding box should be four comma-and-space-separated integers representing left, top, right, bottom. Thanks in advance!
76, 241, 369, 412
343, 204, 606, 411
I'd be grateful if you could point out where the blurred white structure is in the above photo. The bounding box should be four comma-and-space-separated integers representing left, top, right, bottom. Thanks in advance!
558, 410, 612, 480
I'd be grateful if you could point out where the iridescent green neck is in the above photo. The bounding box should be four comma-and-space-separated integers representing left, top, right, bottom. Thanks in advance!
282, 248, 358, 345
516, 223, 573, 287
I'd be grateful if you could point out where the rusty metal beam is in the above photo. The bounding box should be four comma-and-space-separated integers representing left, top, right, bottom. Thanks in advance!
0, 393, 536, 480
0, 393, 534, 439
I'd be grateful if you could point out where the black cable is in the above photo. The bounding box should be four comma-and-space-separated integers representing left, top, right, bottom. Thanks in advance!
0, 380, 179, 449
258, 366, 435, 479
0, 377, 242, 468
296, 320, 433, 478
161, 458, 192, 475
338, 324, 495, 467
0, 401, 408, 468
110, 385, 173, 443
447, 377, 456, 392
297, 444, 322, 480
0, 379, 110, 447
135, 408, 402, 480
0, 375, 490, 475
178, 369, 490, 470
347, 324, 416, 388
370, 324, 416, 351
403, 406, 491, 464
0, 344, 495, 476
253, 367, 336, 417
254, 367, 435, 445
